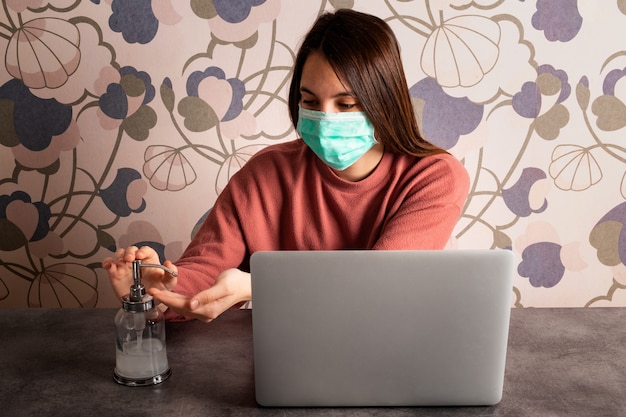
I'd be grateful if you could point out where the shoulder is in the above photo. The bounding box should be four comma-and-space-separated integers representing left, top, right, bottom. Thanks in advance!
390, 152, 470, 202
248, 140, 306, 163
238, 140, 307, 173
228, 140, 310, 186
392, 152, 468, 183
419, 153, 469, 182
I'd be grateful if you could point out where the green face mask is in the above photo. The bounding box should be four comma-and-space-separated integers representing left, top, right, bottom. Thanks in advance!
297, 107, 377, 171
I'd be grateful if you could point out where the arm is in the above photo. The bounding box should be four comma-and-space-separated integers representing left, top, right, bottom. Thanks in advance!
103, 144, 292, 322
154, 185, 251, 321
102, 176, 251, 322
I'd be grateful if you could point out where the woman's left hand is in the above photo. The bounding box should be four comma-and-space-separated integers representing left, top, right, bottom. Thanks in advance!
149, 268, 251, 323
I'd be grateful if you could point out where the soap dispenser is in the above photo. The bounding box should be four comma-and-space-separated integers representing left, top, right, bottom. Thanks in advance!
114, 260, 172, 386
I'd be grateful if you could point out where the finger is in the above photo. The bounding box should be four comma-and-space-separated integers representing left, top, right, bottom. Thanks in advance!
102, 257, 113, 270
150, 289, 202, 319
150, 288, 189, 308
190, 285, 229, 310
114, 248, 126, 260
162, 260, 178, 288
137, 245, 162, 262
103, 256, 127, 275
123, 246, 139, 262
150, 288, 223, 323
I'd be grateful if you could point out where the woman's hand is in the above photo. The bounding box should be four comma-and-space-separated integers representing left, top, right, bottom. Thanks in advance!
102, 246, 178, 299
149, 268, 251, 323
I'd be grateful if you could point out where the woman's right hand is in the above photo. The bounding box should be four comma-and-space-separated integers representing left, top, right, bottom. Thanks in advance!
102, 246, 178, 299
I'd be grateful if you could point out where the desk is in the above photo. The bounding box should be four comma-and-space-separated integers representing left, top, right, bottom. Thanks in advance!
1, 308, 625, 416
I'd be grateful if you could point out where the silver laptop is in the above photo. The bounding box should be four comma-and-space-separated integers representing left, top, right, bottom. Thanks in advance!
250, 250, 514, 407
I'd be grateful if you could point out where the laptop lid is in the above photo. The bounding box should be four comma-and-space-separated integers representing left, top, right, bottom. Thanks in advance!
250, 250, 514, 407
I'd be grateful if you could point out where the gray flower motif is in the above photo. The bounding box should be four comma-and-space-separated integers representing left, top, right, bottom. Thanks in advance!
143, 146, 197, 191
420, 14, 500, 88
549, 145, 602, 191
591, 67, 626, 132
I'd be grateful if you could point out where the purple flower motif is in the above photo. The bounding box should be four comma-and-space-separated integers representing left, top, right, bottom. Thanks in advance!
122, 66, 155, 101
602, 67, 626, 96
518, 242, 565, 288
512, 82, 541, 119
502, 168, 548, 217
409, 77, 484, 149
98, 67, 157, 140
99, 67, 155, 120
513, 65, 571, 119
191, 0, 280, 43
213, 0, 267, 24
589, 202, 626, 267
512, 65, 571, 140
109, 0, 159, 44
178, 67, 246, 132
99, 83, 128, 120
0, 191, 51, 251
0, 79, 72, 152
532, 0, 583, 42
100, 168, 147, 217
539, 65, 571, 104
187, 67, 244, 122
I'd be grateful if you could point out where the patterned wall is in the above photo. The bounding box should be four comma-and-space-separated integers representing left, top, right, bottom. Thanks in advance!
1, 0, 626, 308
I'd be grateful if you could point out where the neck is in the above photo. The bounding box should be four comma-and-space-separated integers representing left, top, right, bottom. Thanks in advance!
332, 143, 385, 182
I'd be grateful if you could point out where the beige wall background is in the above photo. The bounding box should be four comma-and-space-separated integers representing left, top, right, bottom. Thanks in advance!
1, 0, 626, 308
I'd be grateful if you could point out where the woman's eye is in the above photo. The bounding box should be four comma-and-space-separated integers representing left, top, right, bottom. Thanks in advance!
339, 103, 357, 109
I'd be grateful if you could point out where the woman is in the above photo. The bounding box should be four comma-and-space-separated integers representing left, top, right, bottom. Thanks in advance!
103, 9, 470, 322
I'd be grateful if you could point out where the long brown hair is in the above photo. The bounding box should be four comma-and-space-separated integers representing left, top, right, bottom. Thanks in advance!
288, 9, 445, 157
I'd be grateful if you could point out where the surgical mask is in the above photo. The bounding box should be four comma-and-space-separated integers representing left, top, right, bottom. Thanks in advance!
297, 107, 377, 170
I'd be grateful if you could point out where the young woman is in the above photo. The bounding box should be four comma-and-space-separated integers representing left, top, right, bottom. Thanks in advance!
103, 9, 470, 322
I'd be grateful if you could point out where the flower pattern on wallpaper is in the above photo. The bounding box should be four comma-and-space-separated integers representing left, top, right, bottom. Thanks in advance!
421, 13, 500, 88
1, 0, 626, 308
5, 17, 80, 88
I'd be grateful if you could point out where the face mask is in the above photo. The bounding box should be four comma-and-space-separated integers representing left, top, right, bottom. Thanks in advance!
297, 107, 377, 170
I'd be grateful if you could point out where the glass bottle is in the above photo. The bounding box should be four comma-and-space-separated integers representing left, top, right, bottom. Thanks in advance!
113, 260, 172, 386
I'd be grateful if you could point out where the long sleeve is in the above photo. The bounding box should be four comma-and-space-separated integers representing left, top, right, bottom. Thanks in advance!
372, 153, 469, 250
165, 140, 469, 320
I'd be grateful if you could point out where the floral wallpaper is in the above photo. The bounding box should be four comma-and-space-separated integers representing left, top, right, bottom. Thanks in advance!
1, 0, 626, 309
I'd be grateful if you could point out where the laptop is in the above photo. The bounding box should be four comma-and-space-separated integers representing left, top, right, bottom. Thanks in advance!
250, 249, 514, 407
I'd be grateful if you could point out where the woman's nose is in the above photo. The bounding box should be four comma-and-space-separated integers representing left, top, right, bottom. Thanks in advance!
319, 102, 338, 113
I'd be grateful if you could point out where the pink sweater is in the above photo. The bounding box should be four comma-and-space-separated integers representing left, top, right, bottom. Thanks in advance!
171, 139, 469, 301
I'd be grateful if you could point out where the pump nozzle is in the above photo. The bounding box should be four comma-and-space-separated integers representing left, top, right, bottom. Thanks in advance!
129, 260, 146, 302
129, 260, 177, 299
123, 260, 178, 311
137, 262, 178, 277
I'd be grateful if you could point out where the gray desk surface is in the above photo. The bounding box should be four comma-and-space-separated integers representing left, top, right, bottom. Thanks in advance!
1, 307, 625, 417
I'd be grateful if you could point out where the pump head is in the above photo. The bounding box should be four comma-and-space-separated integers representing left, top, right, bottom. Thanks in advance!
121, 260, 178, 312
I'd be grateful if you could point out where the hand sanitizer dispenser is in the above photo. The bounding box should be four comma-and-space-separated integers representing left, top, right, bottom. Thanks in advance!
114, 260, 172, 386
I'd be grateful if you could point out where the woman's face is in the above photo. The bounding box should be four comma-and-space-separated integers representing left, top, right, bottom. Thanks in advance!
297, 51, 384, 182
299, 51, 361, 114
